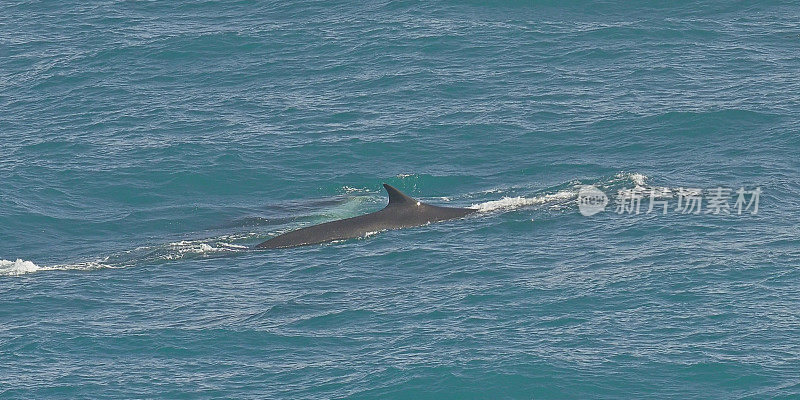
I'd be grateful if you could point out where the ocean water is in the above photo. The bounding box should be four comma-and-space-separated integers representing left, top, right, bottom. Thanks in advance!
2, 0, 800, 398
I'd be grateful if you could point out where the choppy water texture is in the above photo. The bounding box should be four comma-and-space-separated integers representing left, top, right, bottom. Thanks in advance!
2, 1, 800, 398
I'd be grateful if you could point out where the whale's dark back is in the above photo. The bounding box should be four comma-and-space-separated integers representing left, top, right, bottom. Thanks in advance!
256, 184, 476, 249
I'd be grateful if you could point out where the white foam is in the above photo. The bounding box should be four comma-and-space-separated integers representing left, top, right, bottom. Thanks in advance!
163, 240, 240, 259
160, 235, 256, 259
611, 173, 678, 199
469, 189, 575, 212
216, 232, 258, 241
615, 172, 648, 187
218, 243, 249, 249
0, 259, 42, 276
0, 259, 112, 277
630, 173, 647, 187
341, 185, 368, 194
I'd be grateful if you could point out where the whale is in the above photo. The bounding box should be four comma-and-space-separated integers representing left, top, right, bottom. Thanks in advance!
256, 184, 477, 249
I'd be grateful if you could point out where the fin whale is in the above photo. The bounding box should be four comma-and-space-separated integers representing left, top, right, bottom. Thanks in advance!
256, 184, 477, 249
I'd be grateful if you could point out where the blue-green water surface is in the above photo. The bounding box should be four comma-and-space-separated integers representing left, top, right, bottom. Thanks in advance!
2, 1, 800, 398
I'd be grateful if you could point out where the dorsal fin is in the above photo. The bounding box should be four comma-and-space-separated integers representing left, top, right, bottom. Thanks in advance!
383, 183, 418, 206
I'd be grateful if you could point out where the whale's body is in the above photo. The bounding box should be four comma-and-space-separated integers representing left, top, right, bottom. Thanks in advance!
256, 184, 476, 249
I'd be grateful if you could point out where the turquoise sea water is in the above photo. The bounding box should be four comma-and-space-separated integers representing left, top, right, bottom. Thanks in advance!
2, 1, 800, 398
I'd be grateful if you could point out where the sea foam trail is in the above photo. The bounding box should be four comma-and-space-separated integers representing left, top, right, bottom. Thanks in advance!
467, 172, 651, 213
1, 235, 255, 277
469, 189, 576, 212
0, 259, 111, 277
